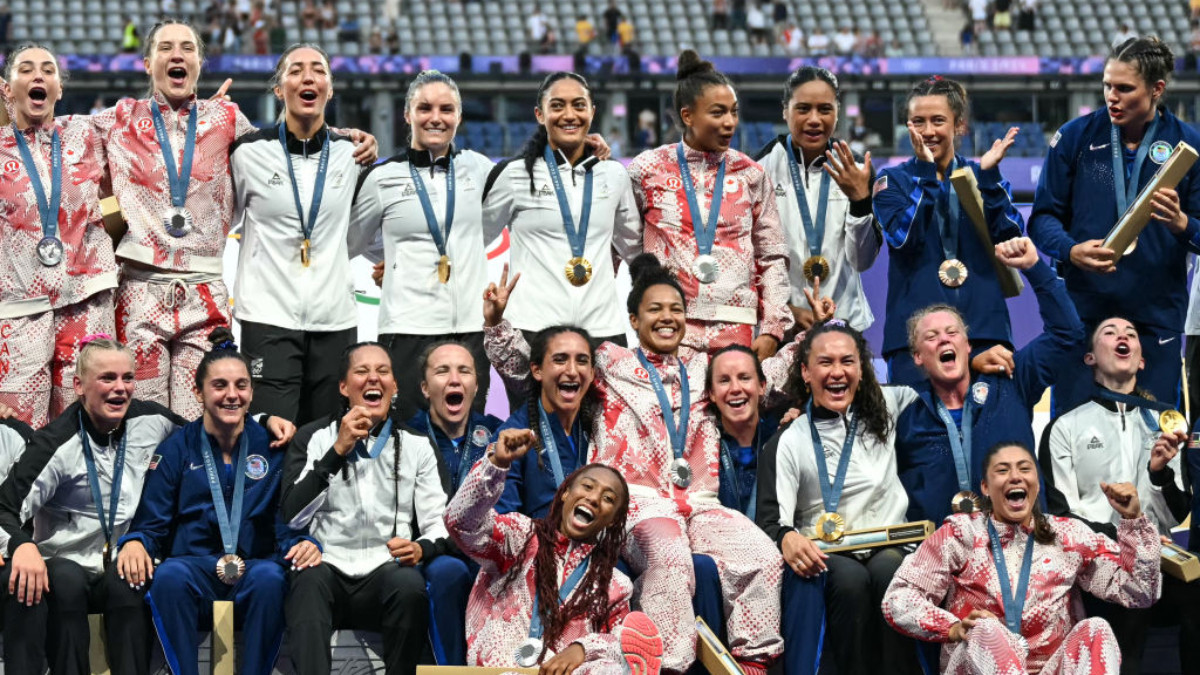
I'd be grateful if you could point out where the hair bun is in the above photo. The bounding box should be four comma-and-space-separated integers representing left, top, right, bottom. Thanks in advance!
676, 49, 713, 81
629, 252, 665, 284
207, 327, 238, 352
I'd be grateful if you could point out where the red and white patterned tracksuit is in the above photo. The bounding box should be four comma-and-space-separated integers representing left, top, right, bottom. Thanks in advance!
0, 117, 117, 427
882, 512, 1162, 674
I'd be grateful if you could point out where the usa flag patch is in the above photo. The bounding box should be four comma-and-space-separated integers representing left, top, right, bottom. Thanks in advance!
872, 175, 888, 197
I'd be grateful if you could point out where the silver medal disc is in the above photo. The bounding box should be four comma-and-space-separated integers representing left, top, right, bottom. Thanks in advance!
514, 638, 544, 668
670, 457, 692, 488
163, 206, 195, 238
36, 236, 64, 266
692, 254, 719, 284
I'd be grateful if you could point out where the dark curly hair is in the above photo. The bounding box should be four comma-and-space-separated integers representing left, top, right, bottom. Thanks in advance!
786, 319, 892, 445
501, 463, 630, 660
980, 441, 1055, 545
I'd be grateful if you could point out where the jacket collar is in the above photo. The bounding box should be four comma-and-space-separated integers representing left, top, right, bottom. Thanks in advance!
280, 123, 329, 156
405, 144, 460, 170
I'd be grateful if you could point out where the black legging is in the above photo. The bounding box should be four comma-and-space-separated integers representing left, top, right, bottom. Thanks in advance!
824, 547, 920, 675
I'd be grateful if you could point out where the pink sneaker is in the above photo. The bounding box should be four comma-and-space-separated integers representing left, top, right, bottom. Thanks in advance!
620, 611, 663, 675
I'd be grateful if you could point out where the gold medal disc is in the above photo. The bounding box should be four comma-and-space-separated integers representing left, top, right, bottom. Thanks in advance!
814, 511, 846, 543
300, 239, 311, 268
951, 490, 983, 514
1160, 409, 1188, 436
802, 255, 831, 284
564, 256, 593, 287
938, 259, 968, 287
437, 254, 452, 284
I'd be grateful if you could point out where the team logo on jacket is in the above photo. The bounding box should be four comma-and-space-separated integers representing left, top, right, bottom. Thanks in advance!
267, 173, 284, 187
665, 176, 683, 191
250, 357, 263, 379
136, 118, 153, 132
872, 175, 887, 197
245, 455, 269, 480
148, 454, 162, 471
971, 381, 989, 406
538, 184, 554, 198
1149, 141, 1173, 164
63, 147, 80, 164
471, 425, 490, 447
723, 176, 739, 194
3, 160, 18, 174
1049, 130, 1061, 149
402, 182, 416, 197
1086, 435, 1104, 451
634, 366, 650, 381
775, 183, 786, 197
331, 170, 346, 189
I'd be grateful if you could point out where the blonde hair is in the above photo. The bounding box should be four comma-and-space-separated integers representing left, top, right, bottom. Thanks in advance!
77, 338, 133, 379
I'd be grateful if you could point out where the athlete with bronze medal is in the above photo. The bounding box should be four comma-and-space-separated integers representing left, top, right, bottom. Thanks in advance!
544, 145, 594, 287
410, 151, 455, 283
200, 424, 250, 584
79, 410, 127, 569
933, 396, 983, 514
677, 142, 725, 285
279, 123, 329, 268
935, 157, 969, 288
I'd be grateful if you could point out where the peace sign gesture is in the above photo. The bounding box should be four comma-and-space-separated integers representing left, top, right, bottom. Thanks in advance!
483, 263, 521, 327
803, 275, 837, 324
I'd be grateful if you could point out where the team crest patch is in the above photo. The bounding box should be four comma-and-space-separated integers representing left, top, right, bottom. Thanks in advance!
148, 454, 162, 470
634, 366, 650, 381
245, 454, 269, 480
267, 172, 284, 187
872, 175, 887, 197
471, 425, 490, 447
971, 381, 989, 406
3, 160, 19, 174
665, 176, 683, 191
331, 170, 346, 188
250, 357, 264, 379
63, 147, 81, 164
1189, 432, 1200, 449
136, 118, 154, 132
1149, 141, 1173, 164
723, 176, 739, 193
1049, 129, 1061, 149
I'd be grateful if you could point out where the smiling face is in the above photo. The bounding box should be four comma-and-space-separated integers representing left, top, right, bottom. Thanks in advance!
144, 23, 203, 107
74, 349, 136, 434
981, 445, 1039, 527
681, 83, 739, 153
1085, 318, 1144, 381
912, 310, 970, 388
3, 47, 63, 128
1103, 60, 1163, 130
531, 331, 594, 420
420, 344, 478, 433
630, 284, 687, 355
709, 350, 764, 427
801, 332, 861, 414
558, 466, 626, 541
908, 94, 962, 167
406, 81, 461, 156
785, 79, 837, 162
535, 77, 594, 158
196, 358, 252, 430
273, 46, 332, 123
339, 345, 397, 424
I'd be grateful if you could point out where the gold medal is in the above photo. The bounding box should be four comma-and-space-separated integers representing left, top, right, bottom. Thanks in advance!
951, 490, 983, 514
1160, 409, 1188, 436
938, 259, 968, 287
437, 254, 452, 284
216, 553, 245, 585
802, 255, 831, 284
300, 239, 311, 268
564, 256, 593, 286
102, 542, 111, 570
814, 511, 845, 543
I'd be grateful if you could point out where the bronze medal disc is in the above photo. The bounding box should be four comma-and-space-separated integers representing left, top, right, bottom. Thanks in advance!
938, 259, 968, 287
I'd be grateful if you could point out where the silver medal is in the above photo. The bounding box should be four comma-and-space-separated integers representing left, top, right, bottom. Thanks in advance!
36, 236, 64, 266
669, 457, 692, 488
691, 254, 719, 284
514, 638, 544, 667
163, 206, 195, 238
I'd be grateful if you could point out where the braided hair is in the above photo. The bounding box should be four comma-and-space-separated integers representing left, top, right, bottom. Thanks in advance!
518, 71, 593, 195
501, 463, 630, 659
1108, 35, 1175, 106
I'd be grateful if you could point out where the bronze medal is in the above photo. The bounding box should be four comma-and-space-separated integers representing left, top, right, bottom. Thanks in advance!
802, 255, 831, 284
300, 239, 311, 268
951, 490, 982, 514
814, 511, 846, 543
938, 259, 968, 287
564, 256, 593, 287
437, 254, 452, 284
216, 553, 245, 585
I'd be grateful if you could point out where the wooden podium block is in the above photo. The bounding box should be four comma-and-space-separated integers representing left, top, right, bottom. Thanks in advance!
211, 600, 235, 675
696, 616, 744, 675
1103, 141, 1198, 263
813, 520, 935, 554
950, 167, 1023, 298
1162, 542, 1200, 582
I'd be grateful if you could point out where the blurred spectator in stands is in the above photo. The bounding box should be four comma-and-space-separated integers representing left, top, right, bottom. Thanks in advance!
383, 0, 401, 27
528, 5, 549, 52
862, 29, 884, 57
635, 109, 657, 151
575, 14, 598, 54
161, 0, 178, 17
338, 16, 360, 43
367, 26, 384, 53
222, 7, 243, 53
319, 0, 337, 29
807, 26, 830, 55
772, 0, 786, 27
269, 16, 287, 51
832, 25, 855, 55
970, 0, 988, 34
300, 0, 319, 28
386, 29, 401, 53
608, 128, 625, 158
747, 1, 769, 44
1111, 22, 1137, 48
885, 38, 905, 56
603, 0, 621, 49
849, 114, 869, 155
852, 27, 870, 54
960, 20, 975, 54
539, 26, 558, 54
712, 0, 729, 30
993, 0, 1012, 30
203, 0, 223, 26
779, 21, 804, 55
89, 96, 106, 116
251, 19, 268, 54
1017, 0, 1037, 30
0, 4, 11, 52
247, 0, 264, 25
121, 15, 140, 53
731, 0, 746, 30
617, 13, 635, 54
1188, 19, 1200, 70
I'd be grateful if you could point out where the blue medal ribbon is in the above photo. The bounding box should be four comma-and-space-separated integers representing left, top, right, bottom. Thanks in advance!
537, 403, 584, 487
785, 135, 831, 261
636, 349, 690, 462
1111, 114, 1161, 219
12, 127, 62, 242
806, 400, 859, 515
676, 143, 726, 258
150, 103, 197, 209
409, 152, 455, 258
422, 412, 468, 490
354, 418, 394, 460
77, 412, 126, 552
937, 157, 961, 262
934, 399, 975, 492
528, 556, 591, 639
543, 146, 593, 261
986, 518, 1035, 636
199, 427, 251, 557
279, 124, 330, 244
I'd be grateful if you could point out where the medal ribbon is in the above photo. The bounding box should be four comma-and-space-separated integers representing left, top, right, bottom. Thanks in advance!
421, 412, 469, 490
785, 135, 831, 261
719, 425, 760, 518
12, 127, 62, 242
409, 153, 456, 259
77, 411, 127, 552
1111, 114, 1160, 218
934, 399, 975, 492
937, 157, 961, 263
354, 418, 394, 460
1092, 387, 1166, 430
199, 427, 250, 557
806, 400, 859, 515
150, 103, 197, 209
528, 556, 591, 639
986, 519, 1035, 636
279, 125, 330, 245
543, 146, 593, 261
537, 403, 584, 487
676, 143, 726, 258
636, 349, 690, 462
